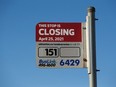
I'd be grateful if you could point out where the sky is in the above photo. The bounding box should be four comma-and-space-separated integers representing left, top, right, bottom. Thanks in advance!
0, 0, 116, 87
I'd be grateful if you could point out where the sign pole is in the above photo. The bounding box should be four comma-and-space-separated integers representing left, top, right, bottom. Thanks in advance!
86, 6, 97, 87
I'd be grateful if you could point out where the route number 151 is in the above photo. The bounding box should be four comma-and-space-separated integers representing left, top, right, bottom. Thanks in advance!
45, 48, 58, 57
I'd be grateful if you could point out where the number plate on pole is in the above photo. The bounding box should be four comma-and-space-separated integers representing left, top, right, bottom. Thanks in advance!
36, 22, 84, 68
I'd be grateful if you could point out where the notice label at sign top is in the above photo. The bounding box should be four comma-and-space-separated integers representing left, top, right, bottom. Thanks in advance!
36, 22, 82, 42
36, 22, 84, 68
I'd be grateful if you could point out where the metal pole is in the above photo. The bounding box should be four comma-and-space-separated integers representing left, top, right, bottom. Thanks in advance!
86, 6, 97, 87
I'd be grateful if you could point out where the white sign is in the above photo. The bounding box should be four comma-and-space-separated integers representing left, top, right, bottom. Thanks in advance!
36, 22, 84, 68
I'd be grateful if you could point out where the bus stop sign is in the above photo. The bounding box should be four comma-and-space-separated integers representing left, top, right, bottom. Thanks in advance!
36, 22, 84, 68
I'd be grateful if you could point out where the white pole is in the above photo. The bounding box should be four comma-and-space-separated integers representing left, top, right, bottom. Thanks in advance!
86, 6, 97, 87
